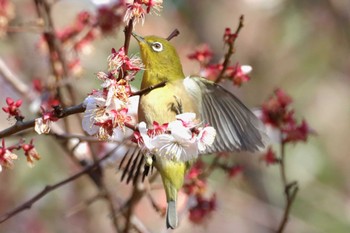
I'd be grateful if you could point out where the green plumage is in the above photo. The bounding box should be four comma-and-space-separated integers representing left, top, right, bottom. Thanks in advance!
132, 33, 267, 229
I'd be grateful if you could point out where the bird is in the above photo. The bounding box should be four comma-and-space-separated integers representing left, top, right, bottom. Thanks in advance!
120, 32, 267, 229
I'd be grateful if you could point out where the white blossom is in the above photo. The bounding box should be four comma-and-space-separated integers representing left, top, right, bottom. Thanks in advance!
34, 118, 51, 135
0, 150, 18, 172
241, 65, 252, 75
151, 133, 198, 162
135, 113, 216, 162
197, 126, 216, 153
82, 94, 107, 135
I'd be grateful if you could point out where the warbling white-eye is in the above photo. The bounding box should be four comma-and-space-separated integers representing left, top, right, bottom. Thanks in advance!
122, 33, 267, 229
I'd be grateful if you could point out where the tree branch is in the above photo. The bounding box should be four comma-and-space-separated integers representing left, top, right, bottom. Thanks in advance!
276, 141, 299, 233
166, 29, 180, 41
0, 103, 85, 139
34, 0, 80, 133
0, 101, 140, 139
130, 81, 167, 96
0, 146, 119, 224
101, 181, 122, 232
123, 18, 134, 56
0, 57, 30, 97
215, 15, 244, 84
123, 186, 145, 233
64, 192, 104, 217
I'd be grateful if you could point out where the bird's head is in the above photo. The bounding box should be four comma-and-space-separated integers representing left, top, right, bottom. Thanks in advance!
132, 33, 185, 82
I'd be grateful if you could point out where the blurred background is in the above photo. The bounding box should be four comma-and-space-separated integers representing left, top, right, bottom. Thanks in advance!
0, 0, 350, 232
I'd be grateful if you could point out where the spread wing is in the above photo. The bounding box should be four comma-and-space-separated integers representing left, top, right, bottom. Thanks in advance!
118, 140, 154, 185
184, 76, 268, 154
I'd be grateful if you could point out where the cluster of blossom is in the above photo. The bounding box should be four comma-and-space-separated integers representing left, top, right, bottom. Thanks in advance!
183, 160, 207, 195
181, 153, 243, 224
24, 78, 61, 135
259, 88, 314, 165
227, 164, 243, 178
82, 47, 142, 140
1, 97, 44, 171
182, 160, 216, 224
2, 94, 58, 140
223, 27, 238, 44
0, 0, 15, 37
36, 2, 126, 78
133, 113, 216, 162
187, 31, 251, 86
95, 1, 126, 34
2, 97, 23, 120
188, 194, 217, 224
34, 106, 59, 135
260, 147, 279, 165
217, 152, 244, 178
124, 0, 163, 25
0, 139, 17, 172
72, 3, 125, 42
54, 11, 97, 53
31, 0, 163, 109
0, 139, 40, 172
183, 27, 249, 221
54, 1, 126, 50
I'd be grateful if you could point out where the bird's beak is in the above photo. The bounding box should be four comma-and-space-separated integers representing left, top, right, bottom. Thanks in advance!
131, 32, 145, 43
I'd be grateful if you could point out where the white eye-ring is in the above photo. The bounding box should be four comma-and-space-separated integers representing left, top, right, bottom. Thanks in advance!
151, 42, 163, 52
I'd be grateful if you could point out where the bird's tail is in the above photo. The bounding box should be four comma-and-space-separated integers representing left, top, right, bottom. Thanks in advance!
158, 160, 190, 229
166, 200, 178, 229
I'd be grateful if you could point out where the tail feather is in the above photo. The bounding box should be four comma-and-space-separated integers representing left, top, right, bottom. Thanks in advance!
166, 200, 178, 229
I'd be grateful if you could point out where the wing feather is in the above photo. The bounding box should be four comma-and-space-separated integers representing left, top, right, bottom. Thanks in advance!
119, 143, 148, 184
184, 76, 268, 154
118, 142, 156, 185
120, 145, 137, 182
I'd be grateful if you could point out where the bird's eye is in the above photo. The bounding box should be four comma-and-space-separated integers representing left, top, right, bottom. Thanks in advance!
151, 42, 163, 52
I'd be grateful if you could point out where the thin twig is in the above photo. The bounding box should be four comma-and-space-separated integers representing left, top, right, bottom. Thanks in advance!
6, 25, 44, 33
0, 146, 118, 224
34, 0, 79, 130
123, 19, 134, 55
121, 173, 159, 233
279, 142, 287, 187
276, 184, 299, 233
53, 132, 133, 144
147, 193, 166, 216
130, 81, 167, 96
130, 215, 152, 233
101, 182, 122, 233
5, 18, 44, 33
88, 139, 121, 233
276, 140, 299, 233
118, 15, 135, 83
166, 29, 180, 41
215, 15, 244, 84
0, 57, 30, 97
53, 133, 107, 142
65, 192, 104, 217
123, 186, 145, 233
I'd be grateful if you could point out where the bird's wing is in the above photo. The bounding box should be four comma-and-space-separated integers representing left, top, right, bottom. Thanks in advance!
183, 76, 268, 154
118, 139, 154, 185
